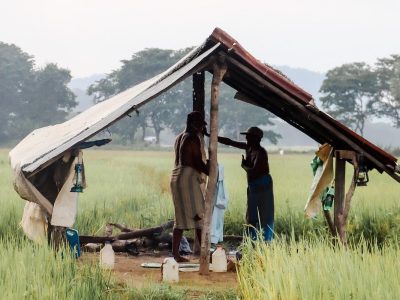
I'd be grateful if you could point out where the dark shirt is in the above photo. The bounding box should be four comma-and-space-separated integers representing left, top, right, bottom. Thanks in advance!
244, 145, 269, 181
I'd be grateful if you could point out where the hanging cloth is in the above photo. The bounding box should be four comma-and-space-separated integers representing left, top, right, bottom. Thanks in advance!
304, 143, 333, 218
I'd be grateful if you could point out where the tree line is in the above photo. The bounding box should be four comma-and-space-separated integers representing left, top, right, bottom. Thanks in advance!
0, 42, 76, 145
320, 56, 400, 136
0, 42, 399, 146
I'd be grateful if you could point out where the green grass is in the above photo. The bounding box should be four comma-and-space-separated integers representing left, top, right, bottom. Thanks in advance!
1, 148, 399, 299
237, 235, 400, 300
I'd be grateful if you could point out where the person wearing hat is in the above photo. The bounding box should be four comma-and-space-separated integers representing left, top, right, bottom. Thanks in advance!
207, 126, 274, 242
170, 111, 209, 262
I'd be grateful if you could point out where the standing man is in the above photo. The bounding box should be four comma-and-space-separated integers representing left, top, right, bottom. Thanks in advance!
210, 127, 274, 242
170, 111, 209, 262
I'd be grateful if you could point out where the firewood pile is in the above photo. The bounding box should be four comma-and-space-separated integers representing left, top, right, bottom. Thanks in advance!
79, 220, 242, 255
80, 220, 175, 255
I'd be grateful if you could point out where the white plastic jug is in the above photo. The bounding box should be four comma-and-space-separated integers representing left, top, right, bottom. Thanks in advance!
162, 257, 179, 283
100, 242, 115, 269
211, 245, 227, 272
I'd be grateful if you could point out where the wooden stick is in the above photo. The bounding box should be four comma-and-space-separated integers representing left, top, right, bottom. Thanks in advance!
108, 223, 137, 232
200, 55, 227, 275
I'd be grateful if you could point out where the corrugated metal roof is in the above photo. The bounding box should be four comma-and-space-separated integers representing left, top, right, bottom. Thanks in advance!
203, 28, 399, 182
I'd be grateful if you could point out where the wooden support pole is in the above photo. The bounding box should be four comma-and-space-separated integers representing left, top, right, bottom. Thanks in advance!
193, 71, 205, 116
334, 153, 346, 243
193, 71, 206, 254
199, 56, 227, 275
333, 150, 359, 245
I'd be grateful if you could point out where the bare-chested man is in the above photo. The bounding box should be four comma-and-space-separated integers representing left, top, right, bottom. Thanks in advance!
170, 111, 209, 262
207, 126, 274, 242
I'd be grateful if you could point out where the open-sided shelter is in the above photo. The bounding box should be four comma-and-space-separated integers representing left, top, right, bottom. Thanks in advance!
9, 28, 400, 274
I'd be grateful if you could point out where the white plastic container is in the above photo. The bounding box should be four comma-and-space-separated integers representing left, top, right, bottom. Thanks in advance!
211, 245, 227, 272
99, 242, 115, 269
161, 257, 179, 283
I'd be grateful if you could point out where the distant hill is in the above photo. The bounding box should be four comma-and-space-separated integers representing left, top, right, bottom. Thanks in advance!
69, 74, 104, 113
69, 74, 105, 90
270, 119, 400, 148
275, 65, 325, 105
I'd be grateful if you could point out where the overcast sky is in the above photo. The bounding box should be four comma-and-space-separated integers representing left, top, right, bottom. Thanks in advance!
1, 0, 400, 78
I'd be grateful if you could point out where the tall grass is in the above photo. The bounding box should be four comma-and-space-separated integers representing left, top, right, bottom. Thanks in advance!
237, 235, 400, 299
1, 149, 399, 298
0, 237, 114, 299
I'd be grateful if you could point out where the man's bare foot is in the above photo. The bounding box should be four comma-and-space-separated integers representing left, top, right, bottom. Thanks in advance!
174, 255, 190, 263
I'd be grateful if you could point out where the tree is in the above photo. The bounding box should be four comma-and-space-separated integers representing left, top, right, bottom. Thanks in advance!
0, 42, 34, 142
370, 55, 400, 127
88, 48, 194, 144
319, 63, 377, 136
0, 42, 77, 144
29, 63, 76, 125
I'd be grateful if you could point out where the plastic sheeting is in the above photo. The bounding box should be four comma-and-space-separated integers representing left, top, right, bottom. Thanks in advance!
304, 144, 333, 218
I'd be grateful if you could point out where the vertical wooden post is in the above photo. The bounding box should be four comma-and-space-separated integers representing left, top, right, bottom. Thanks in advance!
333, 150, 360, 245
199, 57, 227, 275
334, 152, 346, 244
193, 71, 205, 116
192, 72, 206, 254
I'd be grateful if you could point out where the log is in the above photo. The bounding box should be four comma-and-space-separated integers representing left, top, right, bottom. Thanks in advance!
117, 220, 174, 240
105, 223, 113, 236
79, 220, 174, 244
108, 223, 137, 232
222, 235, 243, 242
111, 239, 139, 253
81, 240, 139, 253
200, 56, 227, 275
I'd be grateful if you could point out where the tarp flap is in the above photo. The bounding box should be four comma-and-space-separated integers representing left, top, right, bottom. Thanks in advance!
304, 144, 334, 218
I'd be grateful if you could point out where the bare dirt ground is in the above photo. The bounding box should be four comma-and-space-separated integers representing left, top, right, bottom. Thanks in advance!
82, 251, 237, 293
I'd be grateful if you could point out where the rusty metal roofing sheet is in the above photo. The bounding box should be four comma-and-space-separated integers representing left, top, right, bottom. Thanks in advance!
204, 28, 398, 182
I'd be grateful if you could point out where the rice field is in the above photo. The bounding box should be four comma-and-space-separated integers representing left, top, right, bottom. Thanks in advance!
0, 148, 399, 299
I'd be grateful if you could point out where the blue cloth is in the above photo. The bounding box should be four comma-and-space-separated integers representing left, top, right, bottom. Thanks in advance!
246, 174, 274, 242
211, 165, 229, 244
65, 228, 81, 258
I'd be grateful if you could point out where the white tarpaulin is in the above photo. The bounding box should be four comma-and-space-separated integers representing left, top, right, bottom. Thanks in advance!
9, 43, 219, 175
9, 43, 220, 241
50, 151, 85, 227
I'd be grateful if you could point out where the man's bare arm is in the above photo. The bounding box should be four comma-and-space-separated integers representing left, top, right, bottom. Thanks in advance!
204, 132, 246, 150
